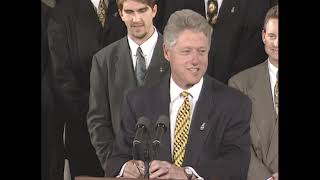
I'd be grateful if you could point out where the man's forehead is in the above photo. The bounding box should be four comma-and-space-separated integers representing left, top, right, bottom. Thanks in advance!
122, 0, 149, 9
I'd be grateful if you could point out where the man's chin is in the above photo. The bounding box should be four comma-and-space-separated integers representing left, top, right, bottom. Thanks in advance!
133, 32, 147, 39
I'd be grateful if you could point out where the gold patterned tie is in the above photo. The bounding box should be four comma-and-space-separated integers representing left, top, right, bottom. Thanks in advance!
274, 72, 279, 115
207, 0, 218, 26
97, 0, 107, 27
173, 91, 191, 167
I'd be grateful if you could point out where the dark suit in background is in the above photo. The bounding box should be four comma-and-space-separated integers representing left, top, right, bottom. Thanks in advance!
208, 0, 278, 83
154, 0, 278, 83
42, 1, 65, 179
47, 0, 127, 178
87, 34, 169, 172
106, 74, 252, 180
154, 0, 206, 33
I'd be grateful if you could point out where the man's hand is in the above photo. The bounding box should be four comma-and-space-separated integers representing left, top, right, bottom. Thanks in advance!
149, 160, 187, 179
123, 160, 145, 178
267, 172, 278, 180
272, 172, 278, 180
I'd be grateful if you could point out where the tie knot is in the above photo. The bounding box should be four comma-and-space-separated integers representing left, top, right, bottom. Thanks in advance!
181, 91, 189, 98
137, 47, 143, 56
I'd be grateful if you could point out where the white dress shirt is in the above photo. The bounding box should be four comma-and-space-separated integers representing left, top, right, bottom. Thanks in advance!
268, 59, 278, 105
91, 0, 108, 10
169, 76, 204, 180
128, 28, 158, 70
118, 77, 204, 179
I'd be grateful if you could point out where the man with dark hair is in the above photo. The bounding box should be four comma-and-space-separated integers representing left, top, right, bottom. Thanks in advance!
87, 0, 169, 174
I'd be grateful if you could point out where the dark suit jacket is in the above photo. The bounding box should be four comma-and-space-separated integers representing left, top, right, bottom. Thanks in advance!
106, 74, 252, 180
207, 0, 278, 83
47, 0, 126, 177
155, 0, 206, 33
42, 2, 65, 180
87, 34, 170, 172
229, 61, 278, 180
155, 0, 277, 83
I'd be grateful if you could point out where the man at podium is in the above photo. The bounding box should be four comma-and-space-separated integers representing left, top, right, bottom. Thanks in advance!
106, 8, 251, 180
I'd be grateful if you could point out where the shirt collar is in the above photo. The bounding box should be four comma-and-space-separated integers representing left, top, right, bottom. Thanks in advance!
170, 76, 204, 102
127, 27, 158, 57
268, 58, 278, 79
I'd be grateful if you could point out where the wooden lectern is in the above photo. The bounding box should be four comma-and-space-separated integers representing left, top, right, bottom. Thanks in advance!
75, 177, 145, 180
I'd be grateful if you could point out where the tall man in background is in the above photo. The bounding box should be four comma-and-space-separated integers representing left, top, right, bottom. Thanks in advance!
229, 5, 279, 180
47, 0, 127, 178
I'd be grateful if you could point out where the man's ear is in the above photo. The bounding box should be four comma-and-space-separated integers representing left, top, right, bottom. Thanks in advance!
152, 4, 157, 18
262, 29, 266, 44
118, 9, 123, 20
163, 43, 170, 62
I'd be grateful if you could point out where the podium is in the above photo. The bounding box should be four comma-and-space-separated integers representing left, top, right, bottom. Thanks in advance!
75, 177, 175, 180
75, 177, 145, 180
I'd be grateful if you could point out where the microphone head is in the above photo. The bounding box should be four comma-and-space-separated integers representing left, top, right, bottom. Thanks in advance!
136, 116, 151, 130
156, 115, 170, 131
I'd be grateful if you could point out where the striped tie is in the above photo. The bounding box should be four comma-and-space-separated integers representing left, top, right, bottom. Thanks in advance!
173, 91, 191, 167
135, 47, 147, 86
97, 0, 107, 27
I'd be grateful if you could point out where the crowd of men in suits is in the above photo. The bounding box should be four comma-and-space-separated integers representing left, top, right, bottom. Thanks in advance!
41, 0, 278, 180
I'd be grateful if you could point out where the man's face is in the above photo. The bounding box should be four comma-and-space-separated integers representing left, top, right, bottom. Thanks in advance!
119, 0, 157, 43
164, 30, 209, 90
263, 18, 278, 66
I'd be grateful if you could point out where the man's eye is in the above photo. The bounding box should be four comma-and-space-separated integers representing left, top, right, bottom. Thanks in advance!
138, 8, 148, 13
199, 50, 206, 54
268, 34, 276, 39
181, 50, 191, 55
124, 10, 133, 14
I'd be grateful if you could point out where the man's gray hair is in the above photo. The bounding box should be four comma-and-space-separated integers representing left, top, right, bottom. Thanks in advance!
163, 9, 213, 49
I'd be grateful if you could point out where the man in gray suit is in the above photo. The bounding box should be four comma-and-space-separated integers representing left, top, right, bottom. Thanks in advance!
87, 0, 169, 174
229, 5, 278, 180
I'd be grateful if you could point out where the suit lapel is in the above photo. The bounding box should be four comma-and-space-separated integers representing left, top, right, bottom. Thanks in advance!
266, 118, 278, 171
113, 37, 137, 90
247, 61, 277, 164
144, 34, 170, 85
153, 75, 172, 162
75, 0, 104, 56
183, 76, 213, 166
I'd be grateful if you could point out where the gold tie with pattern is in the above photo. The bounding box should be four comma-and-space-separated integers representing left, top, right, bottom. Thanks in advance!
207, 0, 218, 26
173, 91, 191, 167
97, 0, 107, 27
274, 72, 279, 115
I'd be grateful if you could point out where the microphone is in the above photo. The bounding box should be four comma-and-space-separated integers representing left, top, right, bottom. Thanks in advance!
152, 115, 169, 160
153, 115, 170, 146
132, 117, 151, 178
133, 116, 151, 146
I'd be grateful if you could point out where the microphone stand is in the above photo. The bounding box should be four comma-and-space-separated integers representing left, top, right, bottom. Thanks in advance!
143, 145, 150, 179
